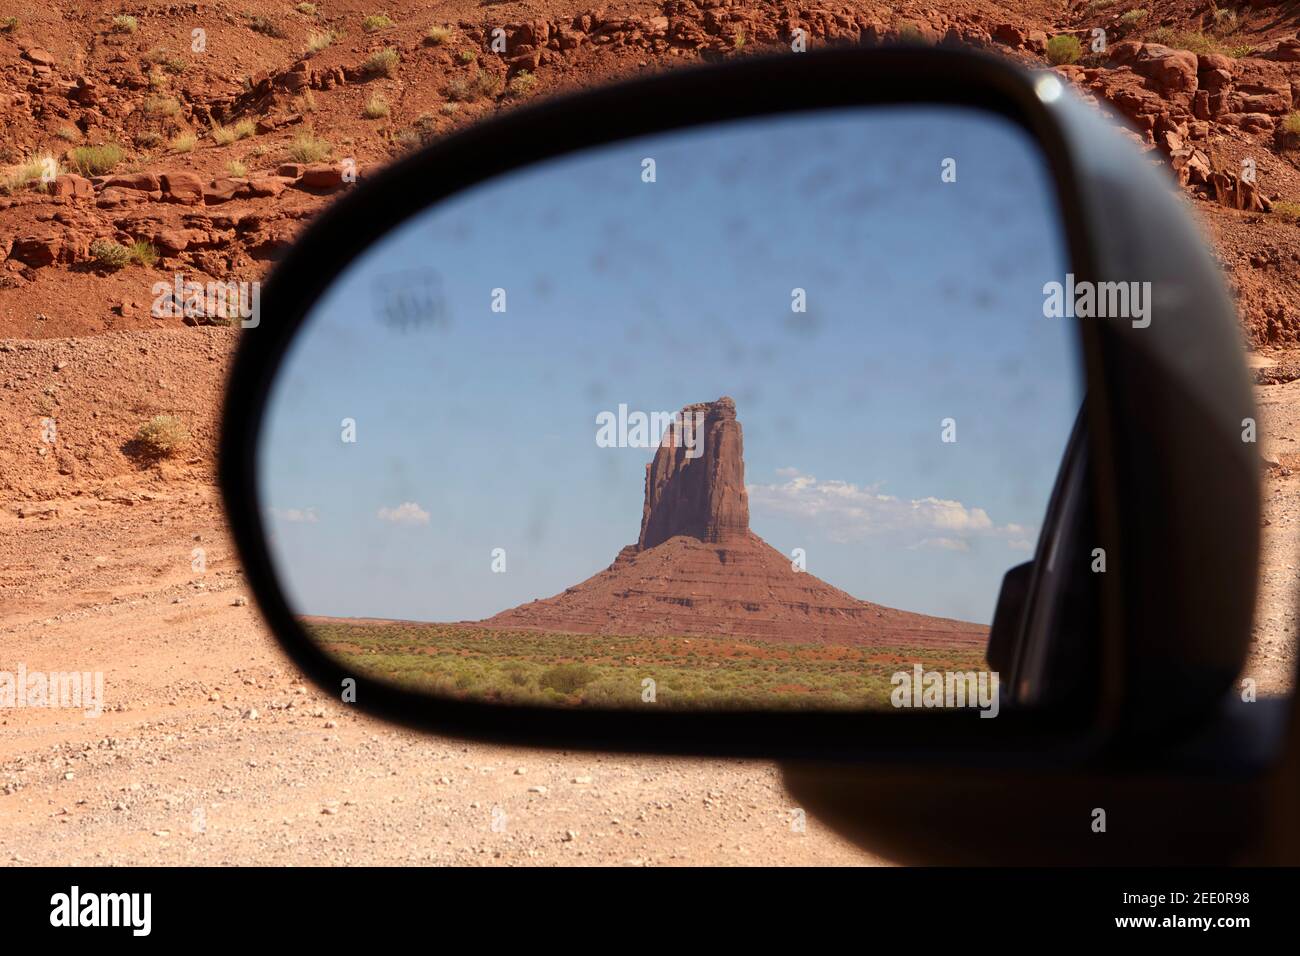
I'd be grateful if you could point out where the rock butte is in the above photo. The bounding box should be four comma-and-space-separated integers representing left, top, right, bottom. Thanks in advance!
481, 397, 987, 647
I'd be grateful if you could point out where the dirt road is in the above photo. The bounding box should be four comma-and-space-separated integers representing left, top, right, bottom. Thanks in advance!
0, 484, 877, 865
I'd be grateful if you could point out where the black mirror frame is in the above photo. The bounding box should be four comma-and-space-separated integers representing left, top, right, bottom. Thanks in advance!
219, 45, 1256, 763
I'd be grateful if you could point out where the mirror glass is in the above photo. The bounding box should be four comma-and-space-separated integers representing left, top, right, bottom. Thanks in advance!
257, 105, 1082, 711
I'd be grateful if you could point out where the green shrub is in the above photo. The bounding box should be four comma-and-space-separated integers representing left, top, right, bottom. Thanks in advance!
211, 118, 255, 145
111, 14, 138, 34
363, 47, 399, 76
0, 17, 19, 32
90, 239, 133, 269
1046, 35, 1082, 65
1272, 201, 1300, 224
538, 663, 597, 696
1210, 8, 1238, 36
446, 70, 499, 101
288, 131, 331, 162
129, 239, 157, 267
144, 48, 188, 73
506, 70, 537, 97
133, 415, 191, 458
142, 95, 181, 117
1146, 26, 1251, 57
1120, 8, 1148, 27
296, 2, 317, 13
361, 13, 392, 33
306, 29, 336, 55
68, 143, 124, 175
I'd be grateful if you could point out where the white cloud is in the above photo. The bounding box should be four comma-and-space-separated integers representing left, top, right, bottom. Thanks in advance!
747, 470, 1034, 549
377, 502, 430, 526
912, 537, 972, 552
271, 507, 318, 524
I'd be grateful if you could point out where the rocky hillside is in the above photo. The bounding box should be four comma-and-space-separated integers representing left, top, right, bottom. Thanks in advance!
0, 0, 1297, 345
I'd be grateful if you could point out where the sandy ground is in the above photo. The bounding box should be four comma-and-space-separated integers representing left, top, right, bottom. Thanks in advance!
0, 486, 876, 865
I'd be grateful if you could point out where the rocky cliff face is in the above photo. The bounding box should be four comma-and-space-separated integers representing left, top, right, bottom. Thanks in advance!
637, 396, 750, 550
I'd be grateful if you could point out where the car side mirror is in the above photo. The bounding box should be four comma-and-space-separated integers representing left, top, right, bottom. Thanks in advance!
220, 47, 1259, 766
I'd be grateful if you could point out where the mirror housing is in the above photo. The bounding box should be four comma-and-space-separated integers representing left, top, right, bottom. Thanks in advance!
220, 46, 1258, 763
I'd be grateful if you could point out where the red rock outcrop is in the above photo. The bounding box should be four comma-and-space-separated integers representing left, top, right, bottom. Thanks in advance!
637, 397, 749, 549
481, 397, 986, 647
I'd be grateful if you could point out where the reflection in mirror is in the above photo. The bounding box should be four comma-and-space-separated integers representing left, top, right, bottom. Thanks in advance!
259, 106, 1082, 712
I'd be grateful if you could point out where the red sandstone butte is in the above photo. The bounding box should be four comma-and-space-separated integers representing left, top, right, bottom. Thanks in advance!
482, 397, 986, 648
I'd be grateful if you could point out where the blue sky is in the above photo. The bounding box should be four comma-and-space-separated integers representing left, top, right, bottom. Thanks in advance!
260, 105, 1081, 626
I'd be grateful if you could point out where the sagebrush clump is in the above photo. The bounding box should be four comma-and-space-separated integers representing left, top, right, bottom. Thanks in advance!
134, 415, 191, 458
1046, 35, 1082, 65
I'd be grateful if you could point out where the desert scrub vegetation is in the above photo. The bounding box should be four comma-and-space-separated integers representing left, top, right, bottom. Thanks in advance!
1146, 26, 1252, 57
305, 29, 337, 55
133, 415, 191, 459
89, 239, 130, 269
210, 118, 256, 145
1046, 35, 1081, 65
1209, 8, 1238, 36
506, 70, 537, 98
128, 238, 158, 267
362, 13, 393, 33
1, 17, 19, 32
142, 95, 181, 117
446, 70, 500, 102
1119, 8, 1147, 28
249, 15, 288, 39
55, 126, 81, 142
425, 25, 450, 45
226, 159, 248, 177
288, 131, 332, 162
458, 49, 476, 63
111, 14, 138, 34
363, 47, 400, 76
169, 131, 196, 153
1272, 201, 1300, 224
305, 622, 992, 710
1282, 113, 1300, 151
363, 93, 390, 118
1084, 0, 1118, 11
68, 143, 124, 175
296, 2, 317, 13
895, 22, 927, 45
1, 153, 60, 193
143, 48, 188, 74
393, 114, 438, 151
92, 238, 157, 269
